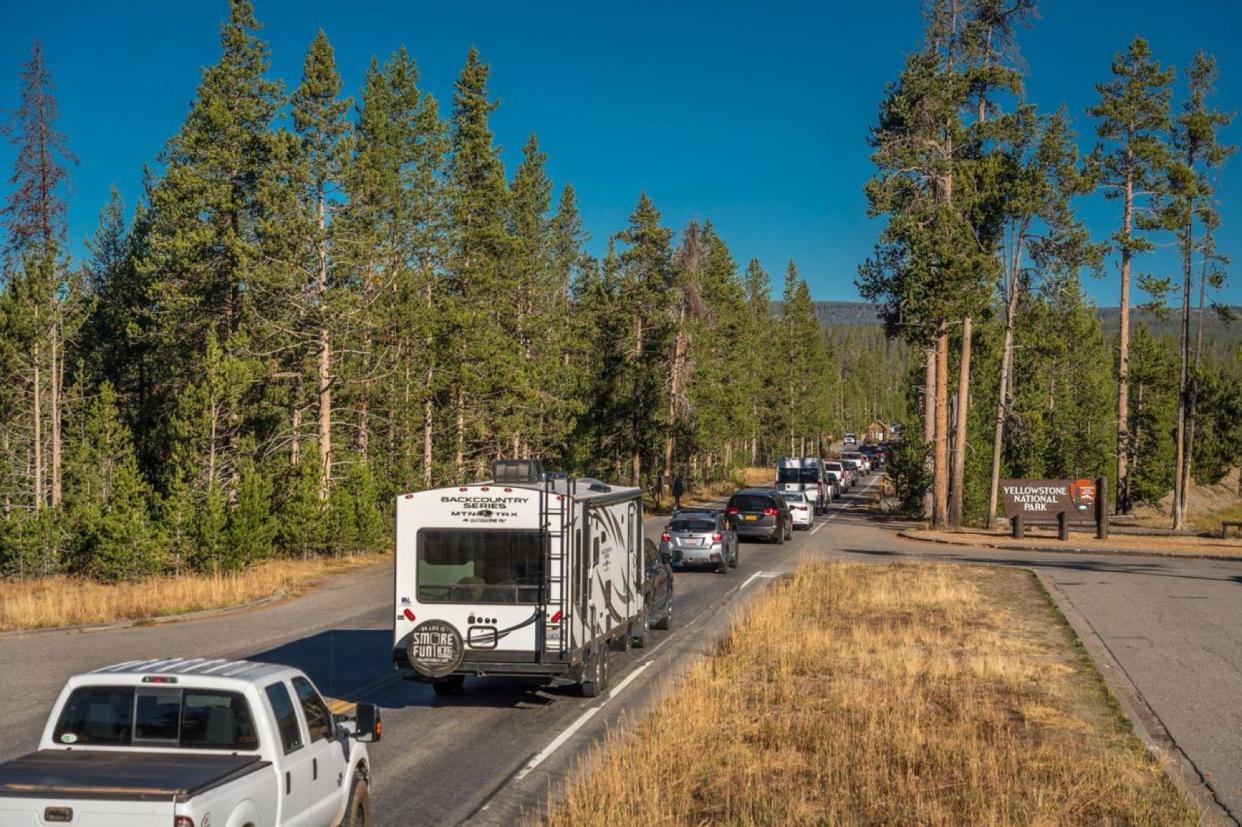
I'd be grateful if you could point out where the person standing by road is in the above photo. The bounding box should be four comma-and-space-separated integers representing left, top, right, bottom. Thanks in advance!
672, 476, 684, 511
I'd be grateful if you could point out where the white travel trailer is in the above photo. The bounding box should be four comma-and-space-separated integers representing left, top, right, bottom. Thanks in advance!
392, 460, 665, 698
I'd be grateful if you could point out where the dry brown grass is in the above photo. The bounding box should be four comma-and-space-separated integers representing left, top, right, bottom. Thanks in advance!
543, 562, 1196, 826
1191, 500, 1242, 536
742, 466, 775, 487
0, 553, 388, 632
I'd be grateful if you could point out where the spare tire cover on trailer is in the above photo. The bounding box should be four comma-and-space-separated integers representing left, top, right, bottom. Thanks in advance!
405, 620, 465, 678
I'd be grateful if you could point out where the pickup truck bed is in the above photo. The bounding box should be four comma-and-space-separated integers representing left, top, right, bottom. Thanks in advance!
0, 751, 269, 801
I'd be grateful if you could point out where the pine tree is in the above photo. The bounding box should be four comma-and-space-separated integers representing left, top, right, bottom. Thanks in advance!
1088, 36, 1174, 514
140, 0, 281, 492
663, 220, 704, 497
508, 133, 553, 457
1, 39, 77, 269
1166, 51, 1234, 527
63, 383, 162, 582
340, 48, 447, 493
1, 39, 80, 515
225, 460, 276, 569
444, 47, 513, 476
290, 30, 352, 493
613, 194, 675, 487
860, 0, 999, 528
984, 108, 1100, 525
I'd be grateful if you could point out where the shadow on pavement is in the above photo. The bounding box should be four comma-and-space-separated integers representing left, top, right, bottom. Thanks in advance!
249, 629, 563, 710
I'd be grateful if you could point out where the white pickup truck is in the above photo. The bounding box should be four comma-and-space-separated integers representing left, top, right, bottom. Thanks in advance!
0, 658, 380, 827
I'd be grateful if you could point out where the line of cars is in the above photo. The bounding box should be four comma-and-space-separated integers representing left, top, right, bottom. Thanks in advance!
658, 445, 887, 571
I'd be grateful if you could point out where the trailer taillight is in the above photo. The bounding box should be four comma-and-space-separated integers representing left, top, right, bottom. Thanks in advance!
550, 610, 563, 623
174, 818, 195, 827
403, 608, 416, 621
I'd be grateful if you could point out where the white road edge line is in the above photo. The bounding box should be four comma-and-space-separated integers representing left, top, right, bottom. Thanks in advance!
608, 660, 652, 699
510, 658, 655, 786
512, 706, 600, 783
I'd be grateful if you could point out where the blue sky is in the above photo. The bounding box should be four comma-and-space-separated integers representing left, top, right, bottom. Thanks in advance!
2, 0, 1240, 305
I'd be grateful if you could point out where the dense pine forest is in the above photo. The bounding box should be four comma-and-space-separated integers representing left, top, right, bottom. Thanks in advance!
861, 0, 1242, 529
0, 2, 907, 581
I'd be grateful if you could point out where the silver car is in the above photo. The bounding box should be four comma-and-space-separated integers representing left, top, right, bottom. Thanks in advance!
660, 510, 739, 573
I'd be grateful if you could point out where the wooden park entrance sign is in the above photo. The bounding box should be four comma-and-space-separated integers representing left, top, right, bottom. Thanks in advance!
1000, 477, 1109, 540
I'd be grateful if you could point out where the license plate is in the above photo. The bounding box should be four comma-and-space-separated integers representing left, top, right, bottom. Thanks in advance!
744, 514, 758, 521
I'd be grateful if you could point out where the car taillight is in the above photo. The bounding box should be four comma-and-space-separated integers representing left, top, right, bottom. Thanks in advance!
661, 532, 670, 541
725, 506, 739, 514
762, 507, 779, 516
712, 532, 722, 542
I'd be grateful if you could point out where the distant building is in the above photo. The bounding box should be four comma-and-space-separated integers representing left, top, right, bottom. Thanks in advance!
864, 419, 890, 443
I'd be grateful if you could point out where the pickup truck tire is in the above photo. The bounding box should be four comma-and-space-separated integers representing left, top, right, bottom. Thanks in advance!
340, 770, 370, 827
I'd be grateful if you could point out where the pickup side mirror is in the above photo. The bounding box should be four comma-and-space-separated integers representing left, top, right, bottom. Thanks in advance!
353, 703, 382, 742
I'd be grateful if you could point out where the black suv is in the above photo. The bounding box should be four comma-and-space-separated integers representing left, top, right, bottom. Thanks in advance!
725, 489, 793, 544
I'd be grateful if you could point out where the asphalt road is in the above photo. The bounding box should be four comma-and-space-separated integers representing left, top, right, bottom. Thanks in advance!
2, 473, 1239, 825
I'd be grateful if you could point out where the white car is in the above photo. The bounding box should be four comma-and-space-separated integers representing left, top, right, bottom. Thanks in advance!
843, 451, 871, 474
0, 659, 379, 827
783, 491, 814, 529
843, 433, 858, 446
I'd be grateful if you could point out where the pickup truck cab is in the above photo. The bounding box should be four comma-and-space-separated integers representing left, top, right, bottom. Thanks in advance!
0, 658, 380, 827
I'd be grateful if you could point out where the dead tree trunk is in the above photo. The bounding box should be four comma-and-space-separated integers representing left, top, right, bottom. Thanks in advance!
932, 325, 950, 529
1116, 172, 1134, 513
949, 316, 971, 528
923, 346, 936, 520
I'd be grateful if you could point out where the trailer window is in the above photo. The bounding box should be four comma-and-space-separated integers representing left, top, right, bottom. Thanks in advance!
417, 529, 544, 604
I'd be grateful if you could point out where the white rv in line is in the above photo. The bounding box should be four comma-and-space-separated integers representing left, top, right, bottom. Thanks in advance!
776, 456, 830, 514
392, 460, 673, 698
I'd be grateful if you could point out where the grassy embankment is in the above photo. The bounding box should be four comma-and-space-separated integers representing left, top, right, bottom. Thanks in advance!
0, 553, 387, 632
543, 562, 1196, 826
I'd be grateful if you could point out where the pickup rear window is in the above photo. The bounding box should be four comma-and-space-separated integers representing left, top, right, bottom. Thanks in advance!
52, 686, 259, 751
